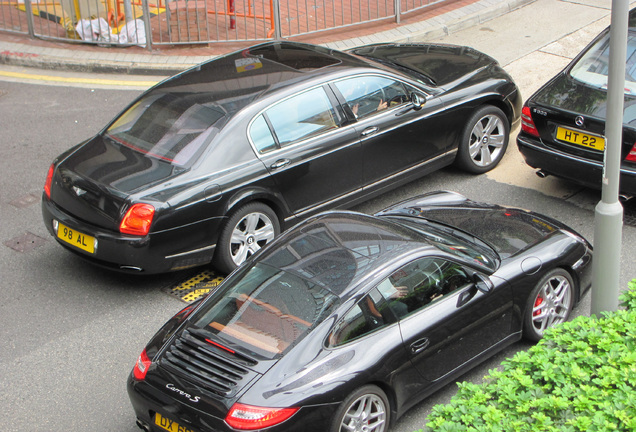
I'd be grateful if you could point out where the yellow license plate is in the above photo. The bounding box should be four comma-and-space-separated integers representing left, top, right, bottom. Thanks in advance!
155, 413, 195, 432
56, 222, 95, 254
556, 126, 605, 151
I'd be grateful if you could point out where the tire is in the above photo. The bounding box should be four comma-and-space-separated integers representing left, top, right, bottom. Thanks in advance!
455, 105, 510, 174
330, 385, 390, 432
523, 268, 575, 342
214, 202, 279, 274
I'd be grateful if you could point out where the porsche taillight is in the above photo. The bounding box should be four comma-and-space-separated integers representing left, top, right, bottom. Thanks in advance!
626, 142, 636, 162
44, 163, 55, 199
133, 349, 151, 381
120, 203, 155, 236
225, 404, 299, 430
521, 105, 540, 137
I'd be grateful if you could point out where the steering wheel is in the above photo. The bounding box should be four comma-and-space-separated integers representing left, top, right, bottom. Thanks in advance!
387, 94, 406, 106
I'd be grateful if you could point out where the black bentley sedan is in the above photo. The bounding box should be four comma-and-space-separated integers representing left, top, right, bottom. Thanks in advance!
43, 41, 521, 274
517, 8, 636, 197
127, 191, 592, 432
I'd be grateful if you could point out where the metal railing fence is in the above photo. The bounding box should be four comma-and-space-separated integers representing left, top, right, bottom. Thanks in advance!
0, 0, 453, 49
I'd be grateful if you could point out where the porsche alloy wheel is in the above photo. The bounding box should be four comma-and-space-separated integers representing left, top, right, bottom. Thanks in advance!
332, 386, 389, 432
456, 105, 509, 174
215, 202, 279, 274
523, 269, 575, 342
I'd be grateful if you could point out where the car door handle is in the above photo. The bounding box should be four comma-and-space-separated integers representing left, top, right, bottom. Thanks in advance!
270, 159, 291, 170
410, 338, 430, 354
361, 127, 379, 137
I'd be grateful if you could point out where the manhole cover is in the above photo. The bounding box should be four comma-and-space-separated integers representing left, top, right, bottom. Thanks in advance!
10, 193, 40, 208
4, 232, 47, 252
164, 269, 225, 303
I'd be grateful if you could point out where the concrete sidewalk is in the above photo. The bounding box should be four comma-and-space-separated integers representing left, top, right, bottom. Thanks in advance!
0, 0, 533, 75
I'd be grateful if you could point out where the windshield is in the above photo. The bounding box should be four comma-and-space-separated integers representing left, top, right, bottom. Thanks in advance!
191, 263, 341, 360
105, 92, 227, 167
570, 31, 636, 95
388, 216, 498, 271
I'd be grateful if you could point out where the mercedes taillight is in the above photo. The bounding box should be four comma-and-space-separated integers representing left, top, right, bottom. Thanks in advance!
521, 105, 540, 137
626, 142, 636, 162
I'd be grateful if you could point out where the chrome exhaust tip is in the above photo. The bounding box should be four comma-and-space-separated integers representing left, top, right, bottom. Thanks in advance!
536, 170, 549, 178
120, 265, 143, 272
135, 419, 151, 432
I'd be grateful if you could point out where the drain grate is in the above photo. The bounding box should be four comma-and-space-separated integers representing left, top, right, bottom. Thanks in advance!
10, 193, 40, 208
4, 232, 47, 252
163, 269, 225, 303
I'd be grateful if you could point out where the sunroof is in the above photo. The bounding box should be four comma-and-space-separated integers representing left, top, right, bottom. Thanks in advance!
248, 43, 341, 71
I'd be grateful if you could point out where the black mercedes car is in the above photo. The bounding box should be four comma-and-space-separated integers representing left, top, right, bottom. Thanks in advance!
517, 8, 636, 197
127, 191, 592, 432
42, 41, 521, 275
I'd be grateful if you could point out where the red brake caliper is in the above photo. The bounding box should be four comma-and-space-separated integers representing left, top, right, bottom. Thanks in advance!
533, 296, 543, 317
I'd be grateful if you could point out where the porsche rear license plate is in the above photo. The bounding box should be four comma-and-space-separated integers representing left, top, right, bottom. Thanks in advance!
556, 126, 605, 151
56, 221, 95, 254
155, 413, 195, 432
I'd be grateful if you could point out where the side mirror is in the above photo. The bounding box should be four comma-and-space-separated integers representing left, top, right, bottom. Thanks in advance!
410, 92, 425, 110
472, 273, 493, 294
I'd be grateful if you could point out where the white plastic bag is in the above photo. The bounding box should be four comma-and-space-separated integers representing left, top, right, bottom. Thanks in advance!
118, 19, 146, 45
75, 18, 113, 42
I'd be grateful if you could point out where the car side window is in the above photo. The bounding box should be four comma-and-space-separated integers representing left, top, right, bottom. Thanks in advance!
264, 87, 338, 147
327, 289, 393, 347
249, 115, 277, 153
376, 257, 473, 319
334, 76, 409, 119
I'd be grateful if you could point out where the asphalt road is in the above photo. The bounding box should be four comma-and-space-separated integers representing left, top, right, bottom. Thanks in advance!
1, 1, 635, 431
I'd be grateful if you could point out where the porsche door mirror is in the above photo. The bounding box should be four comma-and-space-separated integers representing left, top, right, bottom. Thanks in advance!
410, 92, 425, 110
473, 273, 493, 294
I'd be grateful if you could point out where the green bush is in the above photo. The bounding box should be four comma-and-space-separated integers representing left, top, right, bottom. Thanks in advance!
423, 279, 636, 432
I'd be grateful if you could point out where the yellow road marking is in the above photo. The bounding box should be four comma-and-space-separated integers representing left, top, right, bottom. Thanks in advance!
0, 69, 159, 87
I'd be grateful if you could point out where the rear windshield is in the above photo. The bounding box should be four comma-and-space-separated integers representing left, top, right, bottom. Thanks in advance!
105, 92, 227, 167
570, 31, 636, 95
191, 263, 340, 360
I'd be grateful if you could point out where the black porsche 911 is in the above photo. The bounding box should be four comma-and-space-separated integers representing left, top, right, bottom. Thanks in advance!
42, 41, 521, 275
517, 8, 636, 197
127, 191, 592, 432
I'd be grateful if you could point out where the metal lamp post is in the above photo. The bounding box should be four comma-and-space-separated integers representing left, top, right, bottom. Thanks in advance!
591, 0, 629, 314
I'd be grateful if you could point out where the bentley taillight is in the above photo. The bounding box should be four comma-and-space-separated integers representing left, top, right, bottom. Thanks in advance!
120, 203, 155, 236
225, 404, 299, 430
133, 349, 151, 381
521, 105, 540, 137
44, 163, 55, 199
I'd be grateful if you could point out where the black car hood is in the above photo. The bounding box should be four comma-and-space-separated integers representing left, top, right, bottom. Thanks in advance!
349, 43, 497, 87
414, 206, 561, 259
379, 197, 562, 260
533, 73, 636, 126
